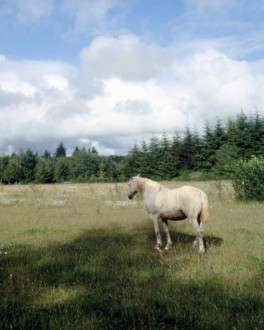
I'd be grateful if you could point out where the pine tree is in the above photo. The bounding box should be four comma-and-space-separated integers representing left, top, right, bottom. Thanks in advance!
179, 128, 195, 170
55, 142, 66, 158
91, 146, 98, 154
148, 137, 162, 179
170, 133, 181, 177
234, 113, 252, 158
251, 113, 264, 156
200, 123, 216, 170
0, 156, 9, 183
125, 144, 142, 177
2, 155, 23, 184
191, 131, 203, 170
226, 118, 237, 146
139, 140, 150, 177
72, 147, 79, 157
160, 133, 174, 179
214, 119, 227, 149
105, 157, 118, 181
43, 150, 51, 159
21, 149, 37, 182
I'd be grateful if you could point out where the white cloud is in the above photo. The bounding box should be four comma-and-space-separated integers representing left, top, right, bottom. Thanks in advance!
0, 55, 6, 62
1, 35, 264, 154
81, 35, 171, 81
62, 0, 124, 35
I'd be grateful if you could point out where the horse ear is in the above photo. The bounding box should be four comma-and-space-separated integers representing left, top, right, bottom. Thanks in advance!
136, 173, 141, 177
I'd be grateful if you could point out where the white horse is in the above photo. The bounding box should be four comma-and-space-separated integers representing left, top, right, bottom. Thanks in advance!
127, 175, 209, 253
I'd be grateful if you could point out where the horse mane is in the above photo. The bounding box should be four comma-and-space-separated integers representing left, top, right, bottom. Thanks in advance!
136, 177, 162, 192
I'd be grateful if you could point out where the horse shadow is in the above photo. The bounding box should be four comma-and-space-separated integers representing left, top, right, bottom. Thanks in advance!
147, 227, 223, 251
171, 231, 223, 250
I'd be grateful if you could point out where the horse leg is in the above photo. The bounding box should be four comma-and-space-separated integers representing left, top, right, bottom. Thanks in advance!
149, 214, 162, 251
193, 237, 198, 248
162, 219, 172, 250
190, 217, 205, 253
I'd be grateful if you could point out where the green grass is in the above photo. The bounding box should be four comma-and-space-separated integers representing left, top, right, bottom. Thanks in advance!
0, 181, 263, 329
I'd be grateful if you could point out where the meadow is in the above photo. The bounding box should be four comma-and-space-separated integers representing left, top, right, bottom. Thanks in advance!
0, 180, 263, 329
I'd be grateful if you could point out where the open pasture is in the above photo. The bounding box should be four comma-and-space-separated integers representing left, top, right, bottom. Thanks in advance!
0, 181, 263, 329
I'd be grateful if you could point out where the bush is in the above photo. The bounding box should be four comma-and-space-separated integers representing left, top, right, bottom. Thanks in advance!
233, 157, 264, 201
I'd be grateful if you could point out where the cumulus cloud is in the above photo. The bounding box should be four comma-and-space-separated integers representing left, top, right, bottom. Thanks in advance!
80, 35, 171, 81
1, 35, 264, 155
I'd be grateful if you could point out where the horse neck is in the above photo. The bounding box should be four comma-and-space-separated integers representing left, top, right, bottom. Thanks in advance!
142, 179, 161, 196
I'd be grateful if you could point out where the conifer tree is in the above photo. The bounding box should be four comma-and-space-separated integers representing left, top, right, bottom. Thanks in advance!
55, 142, 66, 158
2, 155, 23, 184
191, 131, 203, 170
91, 146, 98, 154
43, 150, 51, 159
251, 113, 264, 156
21, 149, 37, 182
35, 159, 55, 183
170, 133, 181, 177
234, 113, 252, 158
0, 156, 9, 183
137, 140, 149, 177
200, 123, 216, 169
179, 128, 196, 170
147, 137, 160, 178
214, 119, 227, 149
72, 146, 79, 157
160, 133, 174, 179
125, 144, 142, 177
54, 158, 70, 182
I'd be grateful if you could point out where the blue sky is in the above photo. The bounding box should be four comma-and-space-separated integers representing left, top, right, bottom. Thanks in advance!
1, 0, 264, 62
0, 0, 264, 154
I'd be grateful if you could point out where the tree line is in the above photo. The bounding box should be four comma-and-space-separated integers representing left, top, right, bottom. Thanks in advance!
0, 113, 264, 184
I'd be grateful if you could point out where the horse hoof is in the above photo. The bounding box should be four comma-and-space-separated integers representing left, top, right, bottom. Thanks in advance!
154, 246, 162, 252
198, 248, 205, 254
165, 244, 172, 251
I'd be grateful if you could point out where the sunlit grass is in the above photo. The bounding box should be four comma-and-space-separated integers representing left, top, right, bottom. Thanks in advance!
0, 181, 263, 329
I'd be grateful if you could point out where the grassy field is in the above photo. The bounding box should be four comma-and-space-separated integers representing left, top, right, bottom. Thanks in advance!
0, 181, 263, 329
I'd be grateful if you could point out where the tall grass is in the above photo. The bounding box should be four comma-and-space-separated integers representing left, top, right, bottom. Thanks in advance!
0, 182, 263, 329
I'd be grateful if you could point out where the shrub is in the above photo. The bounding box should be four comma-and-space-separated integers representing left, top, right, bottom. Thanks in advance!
233, 156, 264, 201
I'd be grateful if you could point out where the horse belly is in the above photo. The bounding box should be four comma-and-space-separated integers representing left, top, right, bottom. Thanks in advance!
160, 209, 187, 221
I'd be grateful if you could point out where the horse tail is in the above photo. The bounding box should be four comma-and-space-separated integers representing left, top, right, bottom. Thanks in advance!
199, 193, 209, 223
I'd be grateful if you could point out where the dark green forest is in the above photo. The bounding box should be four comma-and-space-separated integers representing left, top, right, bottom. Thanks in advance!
1, 113, 264, 184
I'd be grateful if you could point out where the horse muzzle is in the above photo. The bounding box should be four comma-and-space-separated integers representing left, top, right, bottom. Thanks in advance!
128, 192, 136, 199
